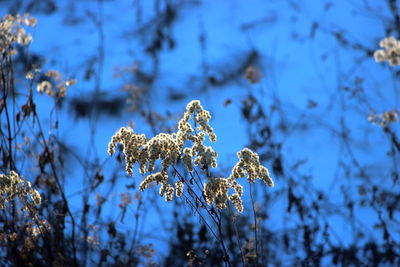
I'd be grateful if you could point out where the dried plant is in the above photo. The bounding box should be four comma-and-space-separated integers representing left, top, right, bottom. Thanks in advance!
0, 13, 35, 55
108, 100, 275, 266
374, 36, 400, 66
108, 100, 274, 213
368, 110, 399, 126
0, 170, 41, 209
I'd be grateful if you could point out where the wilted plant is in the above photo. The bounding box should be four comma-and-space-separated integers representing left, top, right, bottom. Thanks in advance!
368, 110, 399, 126
108, 100, 274, 212
0, 170, 41, 209
108, 100, 275, 266
36, 70, 77, 98
0, 13, 35, 55
374, 36, 400, 66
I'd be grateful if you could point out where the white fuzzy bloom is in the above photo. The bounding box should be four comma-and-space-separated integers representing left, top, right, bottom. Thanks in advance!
144, 133, 180, 172
193, 146, 218, 168
139, 171, 167, 191
368, 110, 398, 126
0, 14, 36, 54
229, 193, 243, 213
175, 180, 184, 197
108, 100, 274, 208
228, 148, 274, 187
0, 171, 41, 209
108, 127, 147, 175
203, 178, 230, 210
37, 81, 52, 95
374, 36, 400, 66
203, 177, 244, 212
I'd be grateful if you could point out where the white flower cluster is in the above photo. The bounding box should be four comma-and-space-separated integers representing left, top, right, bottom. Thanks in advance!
203, 148, 274, 213
0, 14, 36, 55
143, 133, 180, 173
175, 100, 218, 170
368, 110, 398, 126
37, 81, 52, 95
175, 180, 184, 197
374, 36, 400, 66
138, 171, 173, 201
228, 148, 274, 186
108, 127, 148, 176
204, 178, 230, 210
108, 100, 274, 211
108, 100, 219, 202
0, 171, 41, 209
203, 177, 244, 212
36, 70, 77, 98
27, 220, 50, 237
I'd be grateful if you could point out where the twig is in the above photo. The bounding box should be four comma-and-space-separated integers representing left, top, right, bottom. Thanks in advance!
249, 183, 259, 266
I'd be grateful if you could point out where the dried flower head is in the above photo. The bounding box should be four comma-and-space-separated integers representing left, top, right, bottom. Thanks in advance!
38, 70, 76, 98
202, 177, 245, 212
108, 100, 219, 201
228, 148, 274, 187
0, 171, 41, 209
244, 66, 262, 84
66, 79, 77, 86
108, 127, 148, 175
108, 100, 274, 210
374, 36, 400, 66
37, 80, 53, 96
203, 178, 230, 210
25, 71, 34, 80
45, 70, 61, 80
229, 193, 243, 213
199, 147, 274, 212
0, 14, 35, 55
368, 110, 398, 126
175, 180, 184, 197
24, 16, 37, 27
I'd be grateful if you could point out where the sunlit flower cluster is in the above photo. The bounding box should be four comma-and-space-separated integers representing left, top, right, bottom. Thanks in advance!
108, 100, 219, 201
200, 148, 274, 213
175, 180, 184, 197
368, 110, 398, 126
37, 81, 52, 95
374, 36, 400, 66
0, 170, 41, 209
108, 100, 274, 211
143, 133, 180, 173
228, 148, 274, 187
175, 100, 218, 170
175, 100, 217, 146
202, 148, 274, 213
108, 129, 181, 201
203, 177, 245, 212
23, 220, 51, 251
181, 147, 194, 172
0, 14, 36, 55
108, 126, 148, 176
203, 178, 231, 210
36, 70, 77, 98
229, 193, 243, 213
139, 171, 174, 202
193, 145, 218, 169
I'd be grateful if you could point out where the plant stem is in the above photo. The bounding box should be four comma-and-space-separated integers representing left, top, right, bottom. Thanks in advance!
250, 183, 259, 266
